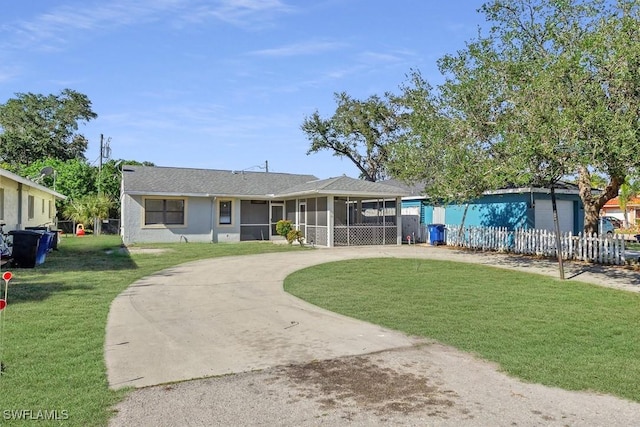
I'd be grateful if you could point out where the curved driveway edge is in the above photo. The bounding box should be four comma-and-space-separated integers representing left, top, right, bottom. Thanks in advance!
105, 245, 640, 389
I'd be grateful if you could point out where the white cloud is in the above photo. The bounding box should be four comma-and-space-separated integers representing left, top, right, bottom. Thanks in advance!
249, 40, 346, 57
1, 0, 294, 52
2, 0, 187, 51
177, 0, 295, 30
0, 66, 20, 84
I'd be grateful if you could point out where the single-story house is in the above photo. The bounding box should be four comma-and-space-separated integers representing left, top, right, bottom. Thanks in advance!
385, 180, 586, 242
600, 196, 640, 227
0, 167, 67, 232
120, 165, 408, 246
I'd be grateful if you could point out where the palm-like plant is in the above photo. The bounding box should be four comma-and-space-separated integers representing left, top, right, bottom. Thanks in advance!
618, 179, 640, 228
63, 194, 113, 229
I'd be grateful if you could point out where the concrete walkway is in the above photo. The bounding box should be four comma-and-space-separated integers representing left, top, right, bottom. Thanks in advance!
105, 245, 640, 390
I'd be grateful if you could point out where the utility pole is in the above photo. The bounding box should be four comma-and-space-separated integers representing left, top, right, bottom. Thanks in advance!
98, 134, 103, 196
265, 160, 269, 173
96, 134, 111, 236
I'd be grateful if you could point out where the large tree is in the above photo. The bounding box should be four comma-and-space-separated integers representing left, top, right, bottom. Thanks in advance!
16, 158, 96, 200
301, 92, 401, 182
391, 0, 640, 233
13, 157, 154, 220
0, 89, 97, 166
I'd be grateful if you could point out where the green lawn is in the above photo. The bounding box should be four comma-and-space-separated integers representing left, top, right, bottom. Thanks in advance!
0, 235, 305, 427
284, 258, 640, 402
627, 242, 640, 251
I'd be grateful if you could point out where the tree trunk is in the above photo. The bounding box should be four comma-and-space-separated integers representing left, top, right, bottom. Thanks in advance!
550, 186, 565, 280
624, 209, 630, 229
577, 167, 624, 234
457, 204, 470, 242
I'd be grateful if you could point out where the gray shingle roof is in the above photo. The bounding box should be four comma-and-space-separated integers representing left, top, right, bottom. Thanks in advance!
381, 179, 427, 197
122, 165, 318, 197
122, 166, 408, 198
275, 175, 409, 197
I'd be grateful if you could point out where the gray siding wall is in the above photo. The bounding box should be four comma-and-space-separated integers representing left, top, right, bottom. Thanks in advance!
122, 195, 216, 244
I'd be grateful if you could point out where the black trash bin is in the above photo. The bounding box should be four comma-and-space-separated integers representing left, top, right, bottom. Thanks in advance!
8, 230, 41, 268
427, 224, 446, 246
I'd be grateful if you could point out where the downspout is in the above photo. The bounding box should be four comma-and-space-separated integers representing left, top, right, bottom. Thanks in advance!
17, 183, 23, 229
210, 196, 216, 243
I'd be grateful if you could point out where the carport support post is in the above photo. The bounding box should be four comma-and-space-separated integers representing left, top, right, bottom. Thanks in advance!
396, 196, 402, 245
327, 196, 334, 247
551, 186, 565, 280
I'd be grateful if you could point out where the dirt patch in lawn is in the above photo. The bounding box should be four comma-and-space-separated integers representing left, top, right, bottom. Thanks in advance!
119, 247, 172, 255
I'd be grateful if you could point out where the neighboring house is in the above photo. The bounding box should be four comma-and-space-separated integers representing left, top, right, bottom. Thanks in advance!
385, 180, 586, 241
120, 165, 408, 246
0, 167, 67, 232
600, 196, 640, 227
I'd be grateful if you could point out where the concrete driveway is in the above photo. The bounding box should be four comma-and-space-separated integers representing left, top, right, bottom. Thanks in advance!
105, 245, 640, 390
105, 247, 425, 389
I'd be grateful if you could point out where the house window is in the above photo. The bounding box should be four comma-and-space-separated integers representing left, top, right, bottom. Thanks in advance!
0, 188, 4, 220
219, 200, 232, 225
42, 198, 45, 214
28, 195, 35, 219
48, 200, 53, 219
144, 198, 185, 225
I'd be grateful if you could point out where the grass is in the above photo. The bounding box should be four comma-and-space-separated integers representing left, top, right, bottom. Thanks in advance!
627, 242, 640, 251
0, 235, 306, 426
284, 258, 640, 402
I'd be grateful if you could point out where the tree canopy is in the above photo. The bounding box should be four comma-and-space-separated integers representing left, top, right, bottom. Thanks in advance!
390, 0, 640, 232
301, 92, 401, 182
0, 89, 97, 166
15, 158, 96, 200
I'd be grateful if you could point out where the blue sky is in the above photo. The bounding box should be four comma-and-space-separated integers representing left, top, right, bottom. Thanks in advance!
1, 0, 488, 178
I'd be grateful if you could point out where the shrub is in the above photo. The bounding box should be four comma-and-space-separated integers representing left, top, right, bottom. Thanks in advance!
275, 220, 293, 237
276, 219, 304, 245
286, 229, 305, 246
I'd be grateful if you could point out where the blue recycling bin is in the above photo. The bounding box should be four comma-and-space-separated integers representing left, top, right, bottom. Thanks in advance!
428, 224, 445, 246
34, 231, 52, 265
25, 226, 58, 251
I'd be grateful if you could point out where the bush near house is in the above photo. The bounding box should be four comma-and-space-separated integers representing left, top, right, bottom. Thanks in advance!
275, 220, 305, 245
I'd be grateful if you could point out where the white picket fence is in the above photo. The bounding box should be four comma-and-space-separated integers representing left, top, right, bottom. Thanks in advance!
445, 225, 626, 265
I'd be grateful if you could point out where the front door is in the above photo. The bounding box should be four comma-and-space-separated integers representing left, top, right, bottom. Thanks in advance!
271, 203, 284, 238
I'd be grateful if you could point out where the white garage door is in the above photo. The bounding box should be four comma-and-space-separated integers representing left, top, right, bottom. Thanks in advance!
534, 199, 574, 233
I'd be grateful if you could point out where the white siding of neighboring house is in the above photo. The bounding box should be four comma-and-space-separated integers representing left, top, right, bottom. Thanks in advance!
0, 177, 20, 229
0, 175, 59, 231
432, 206, 446, 224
